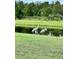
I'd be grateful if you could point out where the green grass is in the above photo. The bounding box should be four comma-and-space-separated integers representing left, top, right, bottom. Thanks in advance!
16, 33, 63, 59
15, 19, 63, 29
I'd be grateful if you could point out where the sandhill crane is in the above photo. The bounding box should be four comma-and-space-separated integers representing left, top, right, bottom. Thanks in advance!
40, 28, 47, 34
32, 26, 39, 34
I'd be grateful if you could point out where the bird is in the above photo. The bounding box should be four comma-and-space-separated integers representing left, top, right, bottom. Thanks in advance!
40, 28, 47, 34
32, 26, 39, 34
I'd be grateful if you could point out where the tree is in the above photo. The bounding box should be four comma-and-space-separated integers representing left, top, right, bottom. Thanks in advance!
15, 1, 25, 19
15, 1, 63, 19
55, 1, 60, 5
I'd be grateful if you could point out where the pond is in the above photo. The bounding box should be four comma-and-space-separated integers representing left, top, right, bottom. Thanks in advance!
15, 26, 63, 36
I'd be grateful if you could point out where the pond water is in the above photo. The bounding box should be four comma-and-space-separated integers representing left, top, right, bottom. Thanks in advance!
15, 26, 63, 36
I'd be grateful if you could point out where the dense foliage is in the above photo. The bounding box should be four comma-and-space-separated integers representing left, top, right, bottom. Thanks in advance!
15, 1, 63, 19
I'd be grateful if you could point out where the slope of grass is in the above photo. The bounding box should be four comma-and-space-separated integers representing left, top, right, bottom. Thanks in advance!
15, 19, 63, 29
16, 33, 63, 59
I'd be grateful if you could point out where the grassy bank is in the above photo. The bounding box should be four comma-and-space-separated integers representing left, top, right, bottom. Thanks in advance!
15, 19, 63, 29
15, 33, 63, 59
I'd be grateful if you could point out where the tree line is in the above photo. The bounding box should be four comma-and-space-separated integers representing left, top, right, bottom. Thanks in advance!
15, 1, 63, 19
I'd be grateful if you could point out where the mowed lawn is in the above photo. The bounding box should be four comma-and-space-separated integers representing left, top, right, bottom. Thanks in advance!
15, 33, 63, 59
15, 19, 63, 29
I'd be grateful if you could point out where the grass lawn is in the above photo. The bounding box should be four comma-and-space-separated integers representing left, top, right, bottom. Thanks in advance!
15, 33, 63, 59
15, 20, 63, 29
